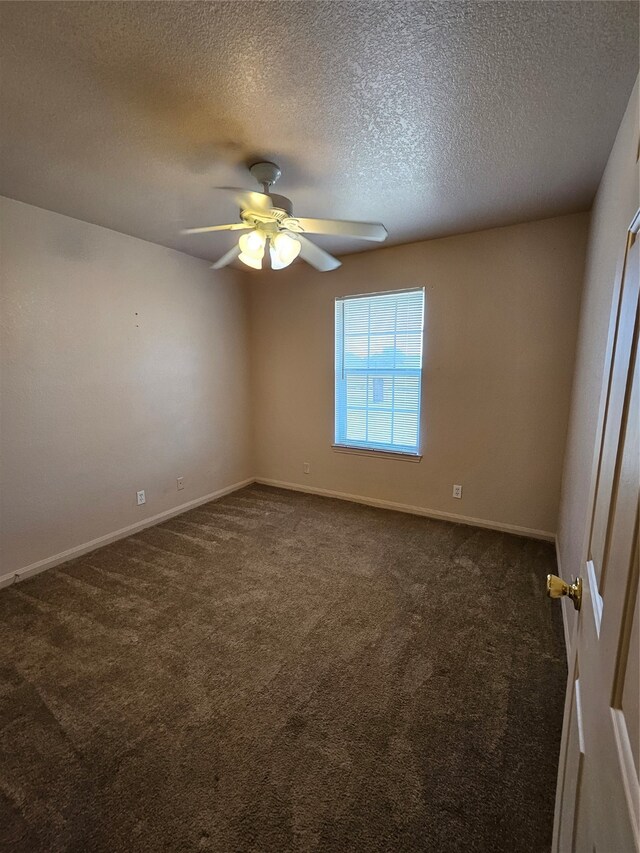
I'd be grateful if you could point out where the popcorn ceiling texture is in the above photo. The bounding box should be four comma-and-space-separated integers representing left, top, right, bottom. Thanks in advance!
0, 1, 637, 262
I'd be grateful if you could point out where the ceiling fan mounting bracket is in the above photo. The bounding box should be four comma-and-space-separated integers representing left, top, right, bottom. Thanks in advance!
249, 161, 282, 190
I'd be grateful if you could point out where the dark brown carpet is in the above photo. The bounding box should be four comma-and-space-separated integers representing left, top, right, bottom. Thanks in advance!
0, 485, 566, 853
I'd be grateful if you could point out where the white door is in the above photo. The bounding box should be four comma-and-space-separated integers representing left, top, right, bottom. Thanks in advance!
552, 218, 639, 852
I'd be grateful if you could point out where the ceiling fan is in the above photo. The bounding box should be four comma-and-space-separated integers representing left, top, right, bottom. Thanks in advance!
181, 162, 388, 272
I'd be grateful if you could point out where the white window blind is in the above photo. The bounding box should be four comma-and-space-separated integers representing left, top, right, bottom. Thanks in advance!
335, 288, 425, 455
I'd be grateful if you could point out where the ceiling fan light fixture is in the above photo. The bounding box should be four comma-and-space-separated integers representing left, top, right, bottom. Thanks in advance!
239, 229, 266, 256
182, 163, 387, 273
238, 229, 266, 269
270, 232, 301, 270
238, 251, 262, 270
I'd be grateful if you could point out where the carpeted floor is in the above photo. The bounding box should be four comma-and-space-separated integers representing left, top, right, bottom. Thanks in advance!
0, 485, 566, 853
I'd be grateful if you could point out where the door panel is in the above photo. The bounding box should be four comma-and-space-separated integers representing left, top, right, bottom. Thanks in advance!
557, 668, 585, 853
620, 580, 638, 777
590, 235, 639, 584
553, 225, 640, 852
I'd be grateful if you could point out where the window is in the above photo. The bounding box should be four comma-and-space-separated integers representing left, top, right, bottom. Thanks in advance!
334, 288, 425, 456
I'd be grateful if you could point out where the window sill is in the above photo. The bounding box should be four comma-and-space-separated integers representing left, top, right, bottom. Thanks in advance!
332, 444, 422, 462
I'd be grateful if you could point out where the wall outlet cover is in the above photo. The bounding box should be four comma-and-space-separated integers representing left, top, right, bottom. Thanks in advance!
136, 490, 146, 505
453, 484, 462, 499
177, 477, 184, 491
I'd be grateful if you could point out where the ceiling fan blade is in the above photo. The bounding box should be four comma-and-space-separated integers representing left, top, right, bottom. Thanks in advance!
211, 244, 241, 270
182, 223, 249, 235
217, 187, 273, 212
292, 217, 388, 242
295, 234, 341, 272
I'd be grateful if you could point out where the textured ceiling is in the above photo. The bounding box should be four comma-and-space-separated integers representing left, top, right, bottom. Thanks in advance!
0, 1, 638, 263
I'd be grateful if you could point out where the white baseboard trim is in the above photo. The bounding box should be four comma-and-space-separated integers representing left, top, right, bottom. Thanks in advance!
0, 477, 256, 591
554, 536, 572, 662
255, 478, 555, 542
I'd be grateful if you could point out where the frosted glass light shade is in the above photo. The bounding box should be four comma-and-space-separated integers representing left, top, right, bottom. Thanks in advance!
270, 232, 301, 269
238, 229, 266, 269
239, 230, 266, 256
238, 251, 262, 269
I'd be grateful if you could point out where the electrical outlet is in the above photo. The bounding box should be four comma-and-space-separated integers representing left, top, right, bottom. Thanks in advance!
136, 490, 146, 506
452, 484, 462, 499
303, 462, 310, 474
177, 477, 184, 491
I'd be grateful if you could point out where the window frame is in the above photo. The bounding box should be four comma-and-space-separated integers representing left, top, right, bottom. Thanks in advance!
333, 286, 425, 461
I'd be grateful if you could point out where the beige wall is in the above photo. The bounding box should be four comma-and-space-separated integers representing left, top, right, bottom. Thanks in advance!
249, 213, 589, 537
557, 78, 639, 627
0, 181, 610, 576
0, 197, 253, 576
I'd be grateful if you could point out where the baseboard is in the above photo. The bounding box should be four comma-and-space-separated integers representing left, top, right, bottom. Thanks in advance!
2, 476, 557, 593
255, 478, 556, 541
554, 535, 572, 662
0, 477, 256, 591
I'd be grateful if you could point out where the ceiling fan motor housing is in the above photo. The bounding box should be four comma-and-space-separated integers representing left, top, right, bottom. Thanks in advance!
265, 193, 293, 216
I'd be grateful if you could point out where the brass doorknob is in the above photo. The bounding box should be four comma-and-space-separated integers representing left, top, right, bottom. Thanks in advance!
547, 574, 582, 611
